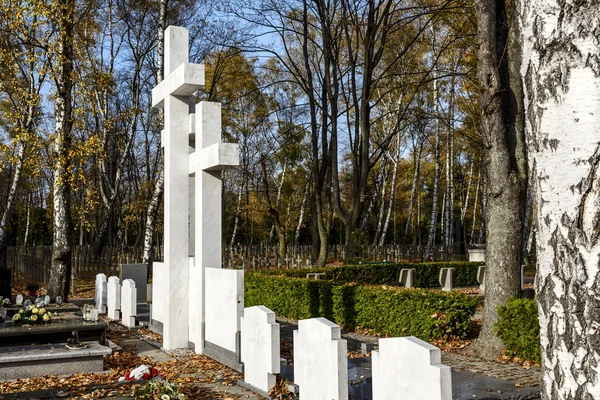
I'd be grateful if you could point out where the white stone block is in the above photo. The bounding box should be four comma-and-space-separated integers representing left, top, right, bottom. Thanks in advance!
188, 256, 203, 350
293, 318, 348, 400
241, 306, 280, 393
204, 268, 244, 352
95, 274, 107, 314
372, 337, 452, 400
107, 276, 121, 320
121, 279, 137, 328
151, 262, 167, 325
439, 268, 455, 292
152, 62, 205, 108
467, 248, 486, 262
189, 142, 240, 172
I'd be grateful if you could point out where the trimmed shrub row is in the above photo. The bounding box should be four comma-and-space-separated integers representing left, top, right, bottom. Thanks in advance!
258, 261, 482, 288
496, 298, 540, 363
245, 273, 478, 341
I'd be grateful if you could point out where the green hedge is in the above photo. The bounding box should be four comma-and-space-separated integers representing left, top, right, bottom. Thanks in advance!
245, 273, 478, 341
258, 261, 482, 288
496, 298, 540, 363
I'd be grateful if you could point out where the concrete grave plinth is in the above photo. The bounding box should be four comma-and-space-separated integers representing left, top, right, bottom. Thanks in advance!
241, 306, 280, 394
293, 318, 348, 400
477, 265, 486, 296
399, 268, 415, 288
120, 264, 148, 305
121, 279, 137, 328
439, 268, 455, 292
372, 336, 452, 400
467, 248, 486, 262
107, 276, 121, 320
95, 273, 107, 314
0, 342, 112, 380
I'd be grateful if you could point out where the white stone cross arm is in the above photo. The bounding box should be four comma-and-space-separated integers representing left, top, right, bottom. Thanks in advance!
151, 26, 205, 109
189, 101, 239, 173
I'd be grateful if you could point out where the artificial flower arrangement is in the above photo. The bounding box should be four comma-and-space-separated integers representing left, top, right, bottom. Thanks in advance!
12, 306, 53, 326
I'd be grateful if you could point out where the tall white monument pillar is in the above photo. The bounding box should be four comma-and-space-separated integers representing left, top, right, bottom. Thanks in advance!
151, 26, 204, 350
188, 102, 239, 353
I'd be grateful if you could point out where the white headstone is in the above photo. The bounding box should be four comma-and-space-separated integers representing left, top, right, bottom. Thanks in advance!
204, 268, 244, 353
150, 262, 167, 329
477, 265, 486, 296
107, 276, 121, 320
241, 306, 280, 393
372, 336, 452, 400
293, 318, 348, 400
121, 279, 137, 328
151, 26, 205, 350
399, 268, 415, 288
439, 268, 455, 292
95, 273, 107, 314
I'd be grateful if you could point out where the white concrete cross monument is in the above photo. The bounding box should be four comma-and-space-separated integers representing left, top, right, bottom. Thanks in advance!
151, 26, 204, 350
107, 276, 121, 320
188, 91, 240, 359
372, 336, 452, 400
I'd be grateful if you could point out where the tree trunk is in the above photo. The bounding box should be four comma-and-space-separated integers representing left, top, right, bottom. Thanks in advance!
261, 158, 286, 262
0, 141, 26, 269
373, 162, 388, 245
469, 0, 528, 360
294, 174, 311, 246
425, 79, 441, 260
521, 0, 600, 397
404, 141, 423, 238
379, 158, 398, 246
142, 0, 167, 267
48, 0, 75, 301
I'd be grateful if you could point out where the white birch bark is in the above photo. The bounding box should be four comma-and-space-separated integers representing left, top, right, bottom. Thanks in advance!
230, 184, 243, 247
373, 163, 388, 245
404, 140, 423, 237
520, 1, 600, 397
295, 174, 311, 246
425, 73, 441, 259
379, 158, 398, 246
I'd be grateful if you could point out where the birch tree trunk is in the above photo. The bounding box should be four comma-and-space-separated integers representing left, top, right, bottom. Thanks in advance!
48, 0, 75, 300
294, 174, 311, 246
379, 158, 398, 246
470, 0, 528, 360
373, 163, 388, 245
404, 141, 423, 238
0, 141, 26, 269
521, 1, 600, 397
425, 75, 441, 260
142, 0, 167, 266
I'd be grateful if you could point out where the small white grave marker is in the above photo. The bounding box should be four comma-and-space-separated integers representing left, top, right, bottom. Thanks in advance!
439, 268, 455, 292
95, 273, 107, 314
293, 318, 348, 400
372, 336, 452, 400
121, 279, 137, 328
107, 276, 121, 320
477, 265, 486, 296
241, 306, 280, 393
399, 268, 416, 288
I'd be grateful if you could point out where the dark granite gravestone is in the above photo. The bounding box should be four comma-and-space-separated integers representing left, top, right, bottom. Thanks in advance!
0, 267, 12, 299
120, 263, 147, 304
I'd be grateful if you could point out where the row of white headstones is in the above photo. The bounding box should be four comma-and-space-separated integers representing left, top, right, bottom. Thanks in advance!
94, 25, 452, 399
95, 271, 451, 400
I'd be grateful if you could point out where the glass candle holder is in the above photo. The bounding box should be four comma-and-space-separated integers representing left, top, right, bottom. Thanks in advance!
15, 294, 23, 306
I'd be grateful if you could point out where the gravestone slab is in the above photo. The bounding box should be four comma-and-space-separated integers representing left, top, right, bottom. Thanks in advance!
372, 336, 451, 400
204, 267, 244, 370
120, 263, 147, 305
241, 306, 280, 393
293, 317, 348, 400
107, 276, 121, 320
439, 268, 455, 292
468, 248, 486, 262
399, 268, 415, 288
477, 265, 486, 296
149, 262, 167, 334
95, 273, 107, 314
121, 279, 137, 328
0, 267, 11, 298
